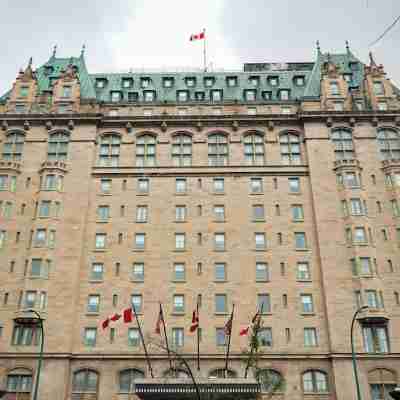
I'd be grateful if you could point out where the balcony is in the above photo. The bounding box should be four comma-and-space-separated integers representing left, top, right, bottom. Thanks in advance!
0, 160, 22, 173
357, 307, 389, 324
333, 159, 360, 171
39, 160, 68, 173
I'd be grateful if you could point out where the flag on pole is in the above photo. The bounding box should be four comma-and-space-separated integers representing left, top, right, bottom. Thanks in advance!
123, 307, 134, 323
224, 313, 233, 336
190, 309, 199, 332
101, 309, 131, 329
239, 326, 249, 336
239, 311, 260, 336
190, 30, 205, 41
155, 307, 163, 334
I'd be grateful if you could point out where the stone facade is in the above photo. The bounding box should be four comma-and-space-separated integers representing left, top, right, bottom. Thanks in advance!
0, 45, 400, 400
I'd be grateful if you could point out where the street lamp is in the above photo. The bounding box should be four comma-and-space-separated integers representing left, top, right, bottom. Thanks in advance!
390, 387, 400, 399
350, 305, 369, 400
14, 309, 44, 400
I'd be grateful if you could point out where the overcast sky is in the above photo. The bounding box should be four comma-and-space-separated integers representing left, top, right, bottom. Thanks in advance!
1, 0, 399, 94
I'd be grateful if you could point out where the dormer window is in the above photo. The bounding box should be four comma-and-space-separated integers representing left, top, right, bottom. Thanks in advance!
177, 90, 189, 102
185, 77, 196, 87
373, 81, 384, 96
128, 92, 138, 102
122, 78, 133, 89
44, 65, 54, 75
163, 77, 174, 88
262, 91, 272, 101
110, 91, 122, 102
19, 86, 29, 98
294, 76, 305, 86
343, 74, 352, 83
330, 81, 340, 96
204, 77, 215, 87
195, 91, 205, 101
249, 76, 260, 86
349, 62, 359, 71
226, 76, 238, 87
61, 86, 72, 98
244, 89, 256, 101
211, 90, 222, 102
143, 90, 156, 102
279, 89, 290, 101
141, 78, 151, 88
96, 79, 106, 89
268, 76, 279, 86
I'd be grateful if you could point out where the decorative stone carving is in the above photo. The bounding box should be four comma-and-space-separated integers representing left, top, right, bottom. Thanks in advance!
161, 121, 167, 132
1, 121, 8, 131
68, 120, 75, 130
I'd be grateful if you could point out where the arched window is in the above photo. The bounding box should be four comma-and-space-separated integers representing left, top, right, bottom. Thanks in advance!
172, 134, 192, 166
369, 368, 397, 400
119, 369, 144, 393
6, 368, 32, 393
331, 129, 354, 160
377, 128, 400, 160
72, 369, 99, 393
257, 369, 284, 393
209, 369, 237, 379
163, 368, 190, 378
2, 132, 25, 161
302, 370, 328, 393
208, 134, 228, 166
98, 134, 120, 167
48, 132, 69, 161
244, 134, 265, 165
280, 133, 301, 165
136, 135, 156, 167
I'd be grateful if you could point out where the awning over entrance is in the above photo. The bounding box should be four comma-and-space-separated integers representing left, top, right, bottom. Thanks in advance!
135, 378, 260, 400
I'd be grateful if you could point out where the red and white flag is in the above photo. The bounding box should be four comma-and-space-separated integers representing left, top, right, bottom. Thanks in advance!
239, 311, 261, 336
101, 309, 132, 330
224, 314, 233, 336
123, 307, 134, 323
190, 30, 205, 41
239, 326, 250, 336
189, 309, 199, 332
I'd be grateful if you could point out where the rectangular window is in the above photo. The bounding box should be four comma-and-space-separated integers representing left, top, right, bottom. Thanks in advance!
280, 89, 290, 100
211, 205, 225, 222
12, 324, 41, 346
255, 233, 266, 250
289, 177, 300, 193
0, 230, 6, 249
211, 90, 222, 102
61, 86, 72, 98
366, 290, 381, 309
373, 81, 384, 95
39, 201, 51, 217
131, 294, 143, 313
215, 294, 227, 313
350, 199, 363, 215
87, 295, 100, 313
292, 205, 304, 221
304, 328, 318, 347
175, 178, 187, 194
173, 295, 185, 313
172, 328, 184, 347
143, 90, 155, 102
91, 263, 104, 281
213, 178, 225, 193
97, 205, 110, 220
95, 233, 106, 249
301, 294, 314, 313
134, 233, 146, 250
0, 175, 8, 191
257, 294, 271, 313
330, 81, 339, 95
138, 178, 149, 194
256, 263, 269, 281
354, 227, 367, 244
84, 328, 97, 346
344, 172, 359, 188
214, 233, 225, 251
295, 232, 307, 249
253, 205, 265, 221
257, 327, 272, 347
128, 328, 140, 346
136, 205, 148, 223
100, 179, 112, 193
132, 263, 144, 281
216, 328, 227, 346
250, 177, 263, 193
175, 233, 186, 250
391, 200, 400, 217
215, 263, 227, 281
360, 258, 372, 275
30, 259, 50, 278
173, 263, 185, 281
33, 229, 47, 247
363, 325, 389, 353
175, 205, 186, 222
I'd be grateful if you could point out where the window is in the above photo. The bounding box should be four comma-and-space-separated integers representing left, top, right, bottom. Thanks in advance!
262, 91, 272, 100
268, 76, 279, 86
136, 135, 156, 167
216, 328, 227, 346
143, 90, 156, 102
38, 200, 51, 217
331, 129, 354, 160
363, 325, 389, 353
378, 129, 400, 160
204, 77, 215, 87
173, 295, 185, 313
255, 232, 266, 250
215, 294, 227, 313
2, 201, 13, 218
369, 369, 397, 400
72, 369, 98, 393
210, 90, 222, 102
365, 290, 382, 309
213, 177, 225, 193
244, 134, 265, 165
280, 133, 301, 164
302, 370, 328, 393
132, 263, 144, 281
87, 295, 100, 313
289, 177, 300, 193
127, 328, 140, 347
257, 328, 272, 347
186, 77, 196, 87
214, 205, 225, 221
2, 132, 25, 161
250, 177, 263, 193
19, 86, 29, 97
173, 263, 185, 281
84, 328, 97, 346
249, 76, 260, 86
295, 232, 307, 249
391, 199, 400, 217
30, 259, 51, 278
176, 90, 189, 102
0, 175, 8, 190
33, 229, 46, 247
175, 178, 187, 193
214, 233, 225, 251
12, 324, 41, 345
90, 263, 103, 281
100, 178, 111, 194
226, 76, 237, 87
244, 89, 256, 101
252, 204, 265, 221
195, 91, 205, 101
98, 134, 120, 167
136, 206, 148, 222
97, 205, 110, 221
292, 204, 304, 221
301, 294, 314, 313
330, 81, 339, 95
297, 262, 310, 281
23, 291, 47, 309
304, 328, 318, 347
257, 294, 271, 313
42, 174, 63, 191
215, 263, 227, 281
175, 205, 186, 222
354, 227, 367, 244
279, 90, 290, 100
134, 233, 145, 250
95, 233, 106, 249
48, 132, 69, 161
373, 81, 384, 95
258, 370, 284, 393
352, 258, 372, 275
0, 230, 7, 249
172, 134, 192, 166
128, 92, 138, 102
7, 371, 33, 393
343, 172, 359, 188
131, 294, 143, 313
256, 263, 269, 281
208, 134, 228, 166
350, 198, 363, 215
172, 328, 184, 347
119, 369, 144, 393
137, 178, 149, 194
175, 233, 185, 250
378, 102, 388, 111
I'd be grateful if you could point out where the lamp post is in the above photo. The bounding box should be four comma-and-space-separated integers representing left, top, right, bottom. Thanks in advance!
14, 309, 44, 400
390, 387, 400, 399
351, 305, 368, 400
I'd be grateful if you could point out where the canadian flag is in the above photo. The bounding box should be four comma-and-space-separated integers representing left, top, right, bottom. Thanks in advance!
101, 308, 133, 329
190, 30, 205, 41
189, 309, 199, 332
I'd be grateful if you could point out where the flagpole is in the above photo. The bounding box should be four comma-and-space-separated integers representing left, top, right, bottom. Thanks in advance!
224, 304, 235, 378
196, 299, 200, 371
132, 304, 154, 378
160, 303, 173, 370
244, 303, 263, 378
203, 28, 207, 72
